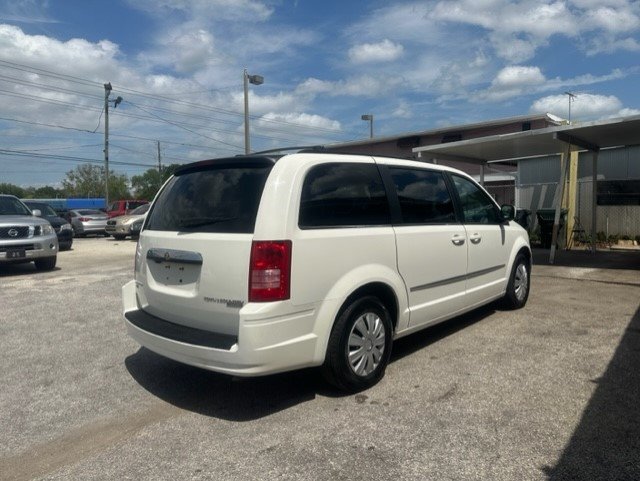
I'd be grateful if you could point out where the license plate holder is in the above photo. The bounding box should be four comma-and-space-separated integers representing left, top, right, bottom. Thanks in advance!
7, 249, 26, 259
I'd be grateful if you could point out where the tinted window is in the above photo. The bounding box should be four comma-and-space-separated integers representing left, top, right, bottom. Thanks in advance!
597, 180, 640, 205
299, 163, 390, 228
451, 175, 501, 224
389, 168, 456, 224
0, 197, 31, 216
146, 165, 272, 233
130, 203, 150, 215
25, 203, 57, 216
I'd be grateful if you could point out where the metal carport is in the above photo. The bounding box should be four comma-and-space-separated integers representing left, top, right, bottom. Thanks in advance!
413, 115, 640, 263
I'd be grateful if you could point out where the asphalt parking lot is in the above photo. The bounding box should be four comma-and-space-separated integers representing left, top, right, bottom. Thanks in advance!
1, 239, 638, 481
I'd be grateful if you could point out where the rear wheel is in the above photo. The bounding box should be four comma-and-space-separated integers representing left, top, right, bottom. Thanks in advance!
322, 296, 393, 392
502, 253, 530, 309
113, 234, 126, 240
34, 256, 57, 271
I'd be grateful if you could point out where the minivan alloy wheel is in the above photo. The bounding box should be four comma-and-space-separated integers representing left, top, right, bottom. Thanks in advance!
514, 263, 529, 302
348, 311, 386, 376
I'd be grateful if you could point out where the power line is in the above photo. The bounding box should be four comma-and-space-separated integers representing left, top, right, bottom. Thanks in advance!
0, 58, 349, 136
0, 148, 157, 168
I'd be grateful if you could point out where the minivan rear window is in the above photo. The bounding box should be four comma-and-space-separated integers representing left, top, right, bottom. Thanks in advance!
146, 165, 272, 233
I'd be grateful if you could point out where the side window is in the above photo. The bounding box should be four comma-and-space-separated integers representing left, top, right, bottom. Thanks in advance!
389, 168, 456, 224
451, 175, 501, 224
299, 163, 390, 228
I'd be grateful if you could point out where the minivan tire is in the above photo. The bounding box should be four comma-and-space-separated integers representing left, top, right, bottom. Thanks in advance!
322, 296, 393, 392
34, 256, 57, 271
502, 254, 530, 309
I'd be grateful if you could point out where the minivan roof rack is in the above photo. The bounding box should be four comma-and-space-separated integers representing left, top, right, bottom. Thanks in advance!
246, 145, 326, 156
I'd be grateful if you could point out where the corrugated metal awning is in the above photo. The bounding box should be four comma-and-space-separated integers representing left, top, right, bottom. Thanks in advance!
413, 115, 640, 162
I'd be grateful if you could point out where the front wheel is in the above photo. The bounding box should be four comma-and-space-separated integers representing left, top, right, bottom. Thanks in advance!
34, 256, 57, 271
322, 296, 393, 392
502, 254, 530, 309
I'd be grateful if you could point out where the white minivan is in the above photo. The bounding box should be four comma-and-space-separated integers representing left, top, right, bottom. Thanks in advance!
123, 152, 530, 391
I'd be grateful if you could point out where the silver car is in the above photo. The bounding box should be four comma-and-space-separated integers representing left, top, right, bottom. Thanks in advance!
0, 195, 58, 270
105, 203, 149, 240
69, 209, 108, 237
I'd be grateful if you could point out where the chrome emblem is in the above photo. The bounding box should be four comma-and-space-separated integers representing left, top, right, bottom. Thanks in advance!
8, 228, 18, 237
164, 252, 171, 261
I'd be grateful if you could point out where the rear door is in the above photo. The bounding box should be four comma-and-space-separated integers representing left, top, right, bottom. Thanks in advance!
382, 164, 468, 327
137, 159, 274, 336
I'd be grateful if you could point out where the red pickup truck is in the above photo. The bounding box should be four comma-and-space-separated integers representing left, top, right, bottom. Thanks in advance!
106, 199, 149, 218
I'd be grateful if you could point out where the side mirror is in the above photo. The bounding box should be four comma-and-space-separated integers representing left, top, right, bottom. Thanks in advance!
32, 209, 42, 217
500, 204, 515, 222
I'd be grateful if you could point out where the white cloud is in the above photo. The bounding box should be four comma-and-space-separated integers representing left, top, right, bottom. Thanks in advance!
429, 0, 640, 61
125, 0, 273, 22
529, 93, 639, 120
257, 112, 340, 132
392, 100, 413, 119
348, 39, 404, 64
492, 66, 546, 87
295, 75, 405, 99
473, 66, 628, 102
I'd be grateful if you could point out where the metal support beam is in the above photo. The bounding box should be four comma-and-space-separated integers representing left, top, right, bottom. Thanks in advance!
549, 143, 572, 264
480, 163, 485, 186
554, 131, 600, 153
591, 150, 599, 253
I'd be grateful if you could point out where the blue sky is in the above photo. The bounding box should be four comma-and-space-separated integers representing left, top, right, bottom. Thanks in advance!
0, 0, 639, 188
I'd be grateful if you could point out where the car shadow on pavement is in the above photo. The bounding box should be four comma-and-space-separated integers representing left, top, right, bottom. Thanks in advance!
125, 304, 497, 419
542, 304, 640, 480
0, 264, 61, 277
125, 348, 321, 422
391, 303, 497, 364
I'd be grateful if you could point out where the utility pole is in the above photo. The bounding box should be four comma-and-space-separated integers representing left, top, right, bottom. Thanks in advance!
102, 82, 122, 208
157, 140, 162, 173
104, 83, 111, 208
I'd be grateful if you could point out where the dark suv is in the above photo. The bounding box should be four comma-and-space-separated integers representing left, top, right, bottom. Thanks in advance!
23, 201, 74, 251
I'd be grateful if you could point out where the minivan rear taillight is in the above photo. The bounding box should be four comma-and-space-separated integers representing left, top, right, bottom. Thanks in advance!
249, 240, 292, 302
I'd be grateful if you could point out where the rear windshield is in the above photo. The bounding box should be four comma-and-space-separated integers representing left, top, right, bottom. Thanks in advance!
146, 164, 272, 233
77, 209, 103, 216
130, 203, 150, 215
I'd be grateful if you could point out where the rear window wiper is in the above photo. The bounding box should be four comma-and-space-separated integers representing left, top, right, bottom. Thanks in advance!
178, 216, 239, 228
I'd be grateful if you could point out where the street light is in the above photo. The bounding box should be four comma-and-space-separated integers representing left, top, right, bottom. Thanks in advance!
244, 68, 264, 154
361, 114, 373, 139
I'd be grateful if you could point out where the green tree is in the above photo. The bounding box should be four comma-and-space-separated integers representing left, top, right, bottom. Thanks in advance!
62, 164, 129, 200
0, 183, 25, 197
131, 163, 181, 200
23, 186, 67, 199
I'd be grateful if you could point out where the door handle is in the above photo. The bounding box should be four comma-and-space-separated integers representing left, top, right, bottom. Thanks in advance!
469, 234, 482, 244
451, 235, 465, 246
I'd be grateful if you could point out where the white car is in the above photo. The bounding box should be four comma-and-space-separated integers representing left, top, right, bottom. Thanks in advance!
123, 152, 530, 391
106, 203, 150, 240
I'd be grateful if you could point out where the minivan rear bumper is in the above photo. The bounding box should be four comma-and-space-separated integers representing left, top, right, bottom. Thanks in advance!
122, 280, 320, 376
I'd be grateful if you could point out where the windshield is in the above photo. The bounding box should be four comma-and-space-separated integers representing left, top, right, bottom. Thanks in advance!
0, 197, 32, 216
146, 164, 272, 234
25, 203, 57, 216
130, 203, 150, 215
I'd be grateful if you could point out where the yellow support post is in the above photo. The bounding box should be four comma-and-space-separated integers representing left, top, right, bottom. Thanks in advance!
563, 151, 579, 246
